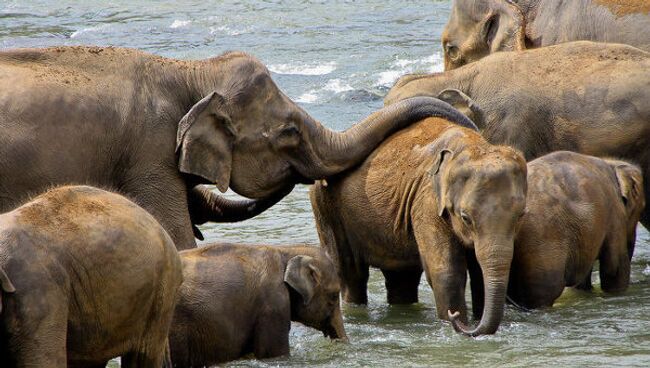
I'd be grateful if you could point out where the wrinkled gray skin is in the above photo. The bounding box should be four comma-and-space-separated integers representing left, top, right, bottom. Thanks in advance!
170, 243, 346, 367
385, 41, 650, 229
0, 186, 183, 368
442, 0, 650, 70
0, 46, 455, 250
510, 152, 645, 309
311, 117, 527, 337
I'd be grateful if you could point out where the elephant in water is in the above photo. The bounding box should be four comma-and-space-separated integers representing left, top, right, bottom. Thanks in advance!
385, 41, 650, 229
0, 46, 457, 250
442, 0, 650, 70
310, 116, 527, 337
507, 152, 645, 309
170, 243, 346, 366
0, 186, 183, 367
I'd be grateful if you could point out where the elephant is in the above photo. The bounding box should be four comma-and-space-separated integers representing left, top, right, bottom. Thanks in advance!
384, 41, 650, 229
0, 46, 460, 250
0, 185, 183, 367
310, 116, 528, 337
442, 0, 650, 70
169, 243, 347, 366
504, 152, 645, 310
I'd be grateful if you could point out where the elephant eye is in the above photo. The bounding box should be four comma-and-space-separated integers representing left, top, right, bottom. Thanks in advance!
445, 43, 460, 60
460, 211, 473, 227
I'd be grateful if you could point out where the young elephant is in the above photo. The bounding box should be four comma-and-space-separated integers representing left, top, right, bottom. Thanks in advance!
0, 186, 183, 368
310, 117, 527, 336
169, 243, 346, 366
508, 152, 645, 308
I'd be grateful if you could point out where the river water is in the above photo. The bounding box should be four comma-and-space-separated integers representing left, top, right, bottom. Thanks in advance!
2, 1, 649, 367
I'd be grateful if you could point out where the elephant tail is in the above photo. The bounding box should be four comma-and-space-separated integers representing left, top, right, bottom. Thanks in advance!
0, 267, 15, 314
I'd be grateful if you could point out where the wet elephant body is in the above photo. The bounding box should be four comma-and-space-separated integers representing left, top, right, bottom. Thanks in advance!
0, 185, 183, 368
170, 243, 346, 367
509, 152, 645, 308
0, 46, 453, 250
443, 0, 650, 69
311, 117, 527, 336
385, 41, 650, 229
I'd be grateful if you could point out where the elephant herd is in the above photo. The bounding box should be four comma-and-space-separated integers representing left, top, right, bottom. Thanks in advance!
1, 0, 649, 366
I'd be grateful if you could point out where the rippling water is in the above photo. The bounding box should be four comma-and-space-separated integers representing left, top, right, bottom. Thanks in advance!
2, 1, 649, 367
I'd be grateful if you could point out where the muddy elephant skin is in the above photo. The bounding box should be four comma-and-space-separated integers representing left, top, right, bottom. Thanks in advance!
442, 0, 650, 70
0, 186, 183, 368
0, 46, 457, 250
311, 117, 527, 336
509, 152, 645, 308
169, 243, 346, 366
385, 41, 650, 229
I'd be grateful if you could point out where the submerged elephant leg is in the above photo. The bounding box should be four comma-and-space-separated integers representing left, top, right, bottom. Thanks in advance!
121, 351, 165, 368
381, 268, 422, 304
340, 260, 370, 305
599, 234, 631, 294
574, 268, 593, 291
466, 251, 484, 320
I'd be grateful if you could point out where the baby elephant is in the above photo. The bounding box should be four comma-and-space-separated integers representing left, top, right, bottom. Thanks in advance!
0, 186, 183, 368
170, 243, 347, 367
311, 116, 527, 337
509, 152, 645, 308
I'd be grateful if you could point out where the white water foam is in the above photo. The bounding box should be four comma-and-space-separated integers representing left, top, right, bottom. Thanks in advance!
295, 78, 353, 104
375, 53, 444, 87
269, 61, 337, 76
209, 25, 247, 36
70, 24, 110, 39
170, 20, 191, 29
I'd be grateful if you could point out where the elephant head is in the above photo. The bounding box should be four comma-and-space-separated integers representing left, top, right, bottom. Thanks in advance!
177, 53, 466, 200
442, 0, 526, 70
0, 267, 15, 314
430, 133, 527, 336
284, 254, 347, 341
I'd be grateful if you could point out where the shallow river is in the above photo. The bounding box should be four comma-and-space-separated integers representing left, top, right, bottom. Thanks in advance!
2, 1, 649, 366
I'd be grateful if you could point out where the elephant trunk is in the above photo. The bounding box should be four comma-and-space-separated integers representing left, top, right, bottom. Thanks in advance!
188, 184, 294, 224
296, 97, 478, 179
449, 238, 513, 336
324, 305, 348, 342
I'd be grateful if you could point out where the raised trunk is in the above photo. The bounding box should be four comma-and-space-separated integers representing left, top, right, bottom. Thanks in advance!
188, 184, 293, 224
449, 240, 512, 336
295, 97, 478, 179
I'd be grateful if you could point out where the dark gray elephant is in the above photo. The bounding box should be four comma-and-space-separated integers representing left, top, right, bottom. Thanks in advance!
0, 186, 182, 367
385, 41, 650, 229
170, 243, 346, 366
0, 46, 454, 250
442, 0, 650, 70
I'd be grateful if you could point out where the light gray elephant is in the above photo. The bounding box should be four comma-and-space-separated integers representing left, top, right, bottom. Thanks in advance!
385, 41, 650, 229
0, 186, 183, 367
0, 46, 458, 250
442, 0, 650, 69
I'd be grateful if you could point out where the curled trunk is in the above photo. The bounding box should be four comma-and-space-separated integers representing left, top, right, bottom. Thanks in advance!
449, 239, 513, 336
188, 184, 293, 239
295, 96, 478, 179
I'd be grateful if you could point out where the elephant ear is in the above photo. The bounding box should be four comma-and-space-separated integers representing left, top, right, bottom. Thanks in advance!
431, 149, 454, 217
437, 89, 485, 129
614, 164, 643, 208
483, 0, 526, 52
176, 92, 235, 193
284, 255, 321, 305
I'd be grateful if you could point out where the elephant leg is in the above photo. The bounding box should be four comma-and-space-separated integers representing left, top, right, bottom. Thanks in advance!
599, 233, 631, 293
11, 301, 68, 367
417, 233, 468, 322
381, 268, 422, 304
466, 250, 484, 320
253, 310, 291, 359
340, 259, 369, 305
574, 267, 593, 291
641, 167, 649, 230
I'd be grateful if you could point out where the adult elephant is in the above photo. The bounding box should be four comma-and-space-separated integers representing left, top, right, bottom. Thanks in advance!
442, 0, 650, 70
0, 46, 454, 249
385, 41, 650, 229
